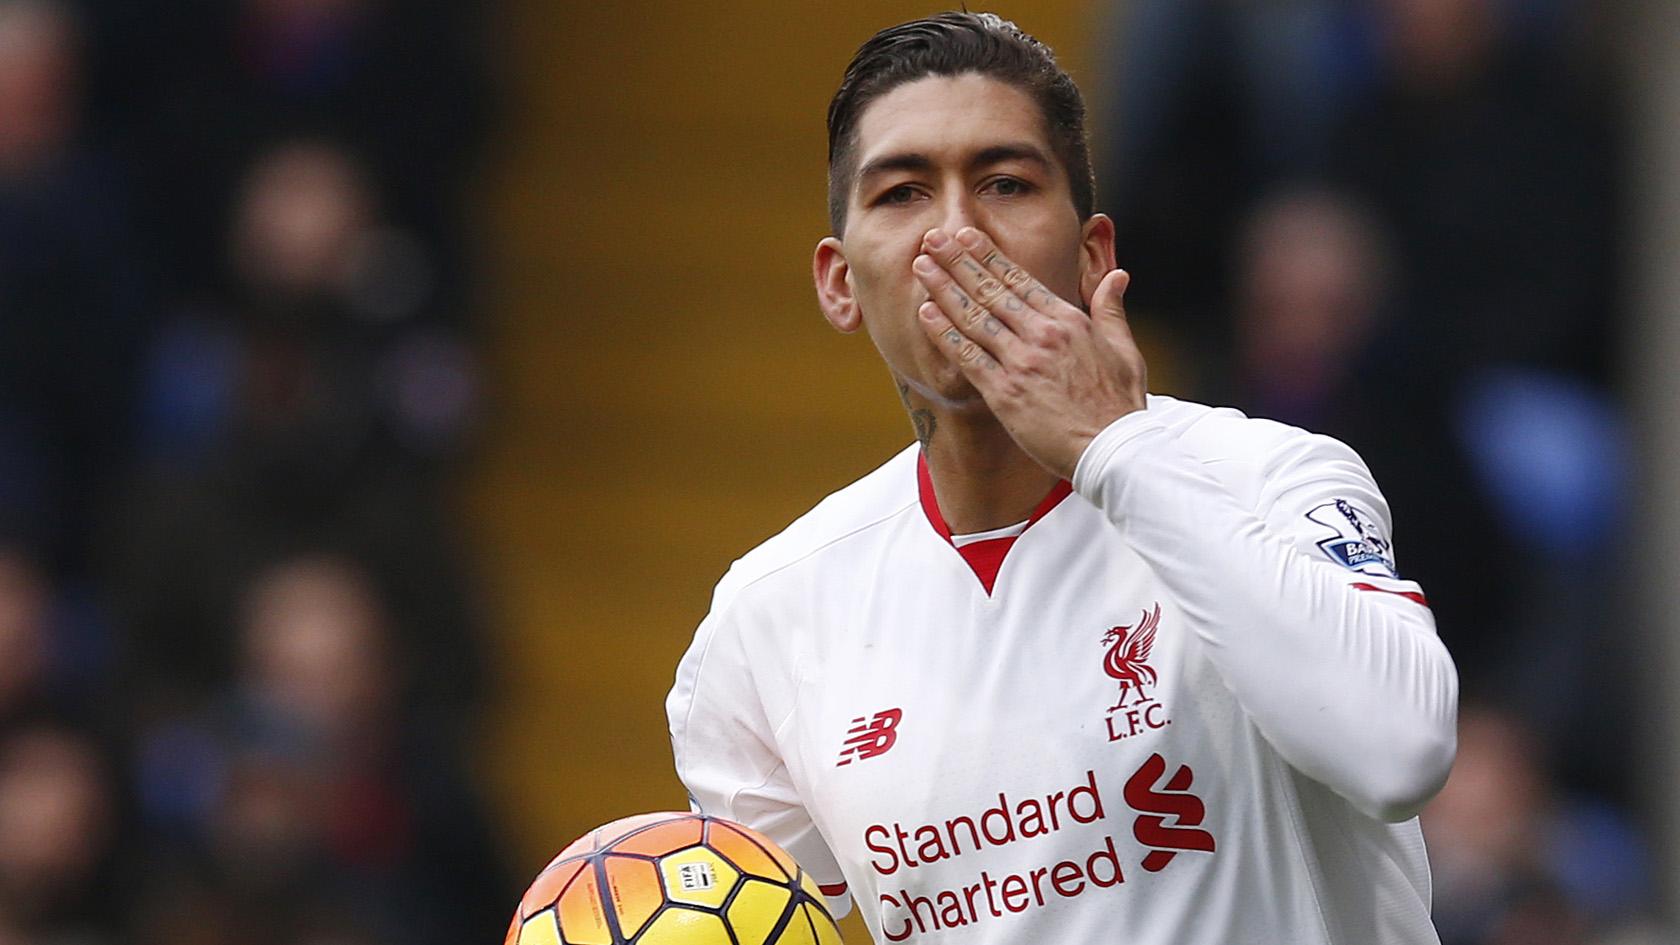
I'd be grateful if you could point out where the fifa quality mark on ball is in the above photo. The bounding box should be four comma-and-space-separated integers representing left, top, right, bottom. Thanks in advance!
678, 861, 717, 892
508, 811, 845, 945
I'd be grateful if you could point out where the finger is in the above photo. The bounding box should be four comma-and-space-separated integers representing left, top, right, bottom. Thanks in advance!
912, 253, 1019, 360
1090, 268, 1135, 347
918, 299, 1002, 380
1091, 268, 1147, 393
953, 227, 1063, 316
920, 228, 1037, 333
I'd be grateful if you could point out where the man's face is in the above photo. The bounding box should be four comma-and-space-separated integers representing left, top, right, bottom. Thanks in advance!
814, 73, 1112, 408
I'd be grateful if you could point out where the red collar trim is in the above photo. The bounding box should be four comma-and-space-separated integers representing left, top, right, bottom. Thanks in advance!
916, 452, 1073, 593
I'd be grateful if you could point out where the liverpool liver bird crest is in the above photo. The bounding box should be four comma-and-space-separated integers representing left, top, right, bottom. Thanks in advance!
1102, 603, 1161, 711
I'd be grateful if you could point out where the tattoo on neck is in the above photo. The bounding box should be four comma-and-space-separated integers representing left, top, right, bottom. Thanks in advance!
896, 381, 937, 450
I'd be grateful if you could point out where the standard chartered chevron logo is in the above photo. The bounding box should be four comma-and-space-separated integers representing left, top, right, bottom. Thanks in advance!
1123, 752, 1216, 872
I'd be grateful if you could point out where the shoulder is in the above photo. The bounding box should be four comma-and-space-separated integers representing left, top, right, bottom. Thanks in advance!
669, 445, 920, 725
1144, 395, 1338, 461
710, 443, 921, 610
1142, 394, 1387, 515
1147, 395, 1374, 479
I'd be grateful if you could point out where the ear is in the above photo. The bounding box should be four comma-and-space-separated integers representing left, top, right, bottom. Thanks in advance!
1077, 213, 1118, 309
813, 237, 861, 333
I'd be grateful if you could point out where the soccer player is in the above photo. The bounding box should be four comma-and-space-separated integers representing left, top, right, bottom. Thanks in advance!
667, 12, 1458, 944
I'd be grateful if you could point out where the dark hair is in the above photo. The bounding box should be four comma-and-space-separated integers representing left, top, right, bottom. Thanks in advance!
825, 12, 1096, 236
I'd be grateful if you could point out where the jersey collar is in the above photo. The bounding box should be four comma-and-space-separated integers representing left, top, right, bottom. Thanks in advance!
916, 452, 1073, 595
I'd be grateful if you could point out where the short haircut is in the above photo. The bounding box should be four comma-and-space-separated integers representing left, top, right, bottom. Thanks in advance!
825, 11, 1096, 236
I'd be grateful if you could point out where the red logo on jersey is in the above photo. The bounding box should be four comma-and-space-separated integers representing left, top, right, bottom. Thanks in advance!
1124, 752, 1216, 872
837, 708, 903, 766
1102, 604, 1171, 741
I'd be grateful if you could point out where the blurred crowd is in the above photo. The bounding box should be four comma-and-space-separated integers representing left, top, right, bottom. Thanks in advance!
0, 0, 511, 942
1098, 0, 1658, 942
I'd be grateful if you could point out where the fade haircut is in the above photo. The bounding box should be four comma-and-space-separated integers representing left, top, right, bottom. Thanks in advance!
825, 11, 1096, 236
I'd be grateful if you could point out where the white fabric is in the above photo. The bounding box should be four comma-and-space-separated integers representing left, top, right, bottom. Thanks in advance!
667, 395, 1458, 945
949, 520, 1029, 547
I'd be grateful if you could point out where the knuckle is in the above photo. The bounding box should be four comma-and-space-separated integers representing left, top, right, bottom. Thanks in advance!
975, 278, 1007, 306
966, 305, 992, 330
1002, 266, 1031, 288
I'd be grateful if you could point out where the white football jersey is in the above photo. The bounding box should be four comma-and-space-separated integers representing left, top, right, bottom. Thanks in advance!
668, 396, 1458, 945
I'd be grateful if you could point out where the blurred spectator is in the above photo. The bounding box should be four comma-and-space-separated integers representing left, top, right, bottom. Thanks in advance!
1330, 0, 1623, 386
93, 0, 495, 312
0, 725, 120, 944
0, 547, 112, 732
108, 138, 485, 715
134, 554, 510, 945
1094, 0, 1623, 389
135, 138, 479, 466
0, 0, 148, 578
1425, 706, 1656, 945
1228, 186, 1392, 429
1092, 0, 1378, 390
0, 551, 51, 729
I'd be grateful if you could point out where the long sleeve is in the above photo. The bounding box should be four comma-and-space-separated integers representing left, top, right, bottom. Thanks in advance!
667, 575, 852, 917
1072, 408, 1459, 822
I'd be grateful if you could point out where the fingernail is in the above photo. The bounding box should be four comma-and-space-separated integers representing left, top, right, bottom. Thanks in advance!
913, 254, 938, 274
956, 228, 983, 248
924, 229, 949, 250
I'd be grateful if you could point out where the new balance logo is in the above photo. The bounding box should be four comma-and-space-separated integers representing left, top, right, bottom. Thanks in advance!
836, 708, 903, 766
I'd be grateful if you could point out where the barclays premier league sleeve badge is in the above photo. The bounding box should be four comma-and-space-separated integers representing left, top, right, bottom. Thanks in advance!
1305, 499, 1399, 578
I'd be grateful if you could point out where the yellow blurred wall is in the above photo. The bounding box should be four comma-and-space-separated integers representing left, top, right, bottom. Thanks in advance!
479, 2, 1099, 937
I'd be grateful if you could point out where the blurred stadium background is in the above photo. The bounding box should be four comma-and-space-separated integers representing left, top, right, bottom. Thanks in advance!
0, 0, 1677, 942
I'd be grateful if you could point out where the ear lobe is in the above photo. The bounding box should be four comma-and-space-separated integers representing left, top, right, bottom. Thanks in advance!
813, 237, 862, 333
1078, 213, 1118, 308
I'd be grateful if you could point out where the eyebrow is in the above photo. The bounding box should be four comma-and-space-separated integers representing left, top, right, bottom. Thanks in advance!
855, 143, 1054, 188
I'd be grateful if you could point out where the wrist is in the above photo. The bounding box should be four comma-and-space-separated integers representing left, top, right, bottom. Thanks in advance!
1071, 406, 1167, 499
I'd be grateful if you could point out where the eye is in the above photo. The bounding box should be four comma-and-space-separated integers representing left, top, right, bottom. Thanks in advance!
984, 177, 1034, 197
876, 184, 919, 206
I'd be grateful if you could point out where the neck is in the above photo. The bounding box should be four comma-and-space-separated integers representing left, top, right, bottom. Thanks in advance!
901, 382, 1060, 535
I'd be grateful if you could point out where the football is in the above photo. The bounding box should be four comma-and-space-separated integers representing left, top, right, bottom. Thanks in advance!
506, 811, 845, 945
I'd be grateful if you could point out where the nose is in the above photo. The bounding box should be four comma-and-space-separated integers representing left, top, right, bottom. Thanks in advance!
936, 189, 980, 239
